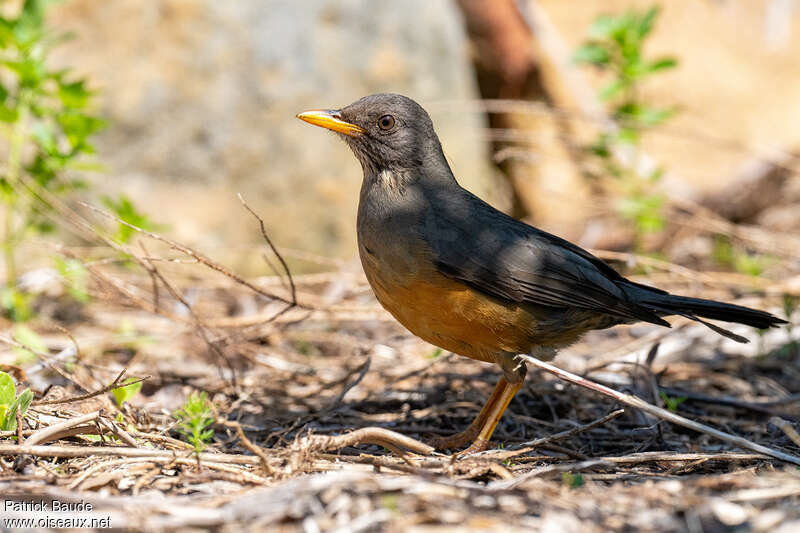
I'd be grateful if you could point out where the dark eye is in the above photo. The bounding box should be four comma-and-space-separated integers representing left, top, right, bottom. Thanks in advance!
378, 114, 395, 130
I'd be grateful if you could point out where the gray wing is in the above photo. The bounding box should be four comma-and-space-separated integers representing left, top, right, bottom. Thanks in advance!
424, 190, 669, 327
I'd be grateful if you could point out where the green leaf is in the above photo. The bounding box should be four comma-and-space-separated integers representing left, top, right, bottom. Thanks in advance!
589, 14, 621, 39
645, 57, 678, 74
102, 194, 158, 244
12, 324, 47, 361
636, 6, 660, 39
599, 79, 625, 100
639, 106, 675, 126
0, 372, 15, 407
0, 105, 18, 123
1, 288, 34, 322
615, 127, 638, 145
57, 79, 91, 108
573, 43, 610, 65
4, 388, 33, 431
32, 122, 58, 154
56, 111, 106, 152
4, 58, 46, 89
15, 388, 33, 418
54, 256, 90, 303
111, 377, 142, 406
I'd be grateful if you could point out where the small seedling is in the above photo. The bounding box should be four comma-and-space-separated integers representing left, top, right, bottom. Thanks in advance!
561, 472, 584, 488
711, 234, 773, 277
659, 391, 687, 412
174, 391, 215, 457
11, 323, 46, 364
380, 494, 398, 513
111, 377, 142, 407
101, 194, 159, 245
0, 370, 33, 434
53, 256, 90, 303
427, 347, 443, 359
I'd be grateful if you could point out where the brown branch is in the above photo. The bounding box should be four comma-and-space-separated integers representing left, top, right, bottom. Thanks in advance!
481, 408, 625, 460
139, 251, 238, 386
520, 355, 800, 466
23, 411, 104, 447
224, 421, 276, 476
78, 201, 307, 308
238, 193, 297, 305
770, 417, 800, 448
301, 427, 434, 456
0, 443, 262, 464
32, 369, 149, 406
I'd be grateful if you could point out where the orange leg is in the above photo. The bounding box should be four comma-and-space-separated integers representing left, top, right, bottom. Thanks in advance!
431, 376, 522, 454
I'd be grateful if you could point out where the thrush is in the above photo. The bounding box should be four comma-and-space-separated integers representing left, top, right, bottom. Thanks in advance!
297, 93, 787, 454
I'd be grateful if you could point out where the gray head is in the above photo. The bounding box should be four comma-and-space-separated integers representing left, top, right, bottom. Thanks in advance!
297, 93, 448, 177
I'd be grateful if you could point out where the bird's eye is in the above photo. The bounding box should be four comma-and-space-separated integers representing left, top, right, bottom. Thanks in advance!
378, 114, 395, 130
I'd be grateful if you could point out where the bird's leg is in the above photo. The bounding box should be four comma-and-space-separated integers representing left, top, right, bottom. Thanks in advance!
430, 376, 508, 450
432, 356, 527, 455
456, 377, 522, 456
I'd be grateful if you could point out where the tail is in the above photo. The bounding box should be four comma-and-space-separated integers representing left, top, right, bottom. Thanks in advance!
629, 288, 788, 343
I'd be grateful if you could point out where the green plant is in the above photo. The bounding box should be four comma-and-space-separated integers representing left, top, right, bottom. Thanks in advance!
0, 370, 33, 433
0, 0, 105, 319
711, 234, 773, 277
53, 256, 89, 302
574, 6, 677, 248
0, 1, 155, 320
111, 377, 142, 407
561, 472, 584, 488
427, 347, 443, 359
11, 323, 46, 363
174, 391, 215, 457
101, 194, 159, 245
659, 391, 687, 412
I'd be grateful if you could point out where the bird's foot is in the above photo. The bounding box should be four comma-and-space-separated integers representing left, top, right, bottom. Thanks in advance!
429, 432, 492, 458
452, 438, 490, 459
429, 427, 481, 451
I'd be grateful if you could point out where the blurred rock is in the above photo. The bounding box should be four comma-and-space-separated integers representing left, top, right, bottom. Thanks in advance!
49, 0, 500, 270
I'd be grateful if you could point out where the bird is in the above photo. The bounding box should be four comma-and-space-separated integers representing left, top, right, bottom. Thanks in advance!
296, 93, 787, 455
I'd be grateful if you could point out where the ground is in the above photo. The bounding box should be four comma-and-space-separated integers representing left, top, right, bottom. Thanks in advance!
0, 210, 798, 531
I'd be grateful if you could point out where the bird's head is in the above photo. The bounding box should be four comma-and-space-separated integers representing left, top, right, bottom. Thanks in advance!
297, 93, 446, 177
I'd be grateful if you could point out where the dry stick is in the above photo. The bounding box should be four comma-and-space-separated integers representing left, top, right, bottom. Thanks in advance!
0, 334, 77, 385
520, 355, 800, 466
303, 427, 434, 456
138, 248, 238, 386
322, 357, 371, 413
15, 411, 23, 444
225, 421, 276, 476
480, 409, 625, 460
57, 246, 182, 321
33, 369, 148, 406
489, 459, 612, 491
238, 193, 296, 304
23, 411, 104, 447
99, 419, 139, 448
78, 201, 306, 309
770, 417, 800, 448
0, 443, 263, 464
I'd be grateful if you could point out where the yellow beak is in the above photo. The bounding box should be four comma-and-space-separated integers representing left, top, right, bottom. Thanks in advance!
296, 109, 365, 137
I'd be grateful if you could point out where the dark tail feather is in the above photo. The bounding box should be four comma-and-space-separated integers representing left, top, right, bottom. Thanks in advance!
636, 292, 788, 344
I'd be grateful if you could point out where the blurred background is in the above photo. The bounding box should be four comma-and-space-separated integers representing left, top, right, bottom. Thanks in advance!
32, 0, 800, 275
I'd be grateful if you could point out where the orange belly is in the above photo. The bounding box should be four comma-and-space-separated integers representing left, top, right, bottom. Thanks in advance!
363, 263, 541, 363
